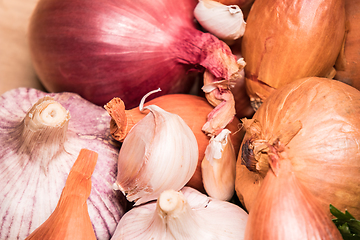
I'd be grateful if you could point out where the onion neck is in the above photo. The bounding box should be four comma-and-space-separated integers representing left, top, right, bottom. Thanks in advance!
240, 118, 302, 178
13, 96, 70, 169
174, 27, 241, 81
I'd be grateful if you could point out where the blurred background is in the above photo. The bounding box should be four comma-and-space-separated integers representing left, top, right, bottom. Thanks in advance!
0, 0, 45, 95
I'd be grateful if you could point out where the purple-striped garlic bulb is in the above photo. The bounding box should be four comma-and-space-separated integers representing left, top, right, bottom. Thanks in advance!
0, 88, 126, 240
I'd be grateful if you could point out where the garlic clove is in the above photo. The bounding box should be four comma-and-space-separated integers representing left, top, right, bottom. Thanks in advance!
111, 187, 248, 240
113, 89, 199, 206
194, 0, 246, 41
202, 129, 236, 201
105, 93, 245, 193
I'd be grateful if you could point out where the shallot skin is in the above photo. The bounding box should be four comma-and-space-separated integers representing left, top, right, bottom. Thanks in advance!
28, 0, 200, 107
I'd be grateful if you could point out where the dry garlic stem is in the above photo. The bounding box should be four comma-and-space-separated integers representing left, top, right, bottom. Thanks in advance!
156, 189, 214, 239
113, 89, 199, 205
111, 187, 248, 240
15, 96, 70, 168
25, 149, 98, 240
194, 0, 246, 41
202, 129, 236, 201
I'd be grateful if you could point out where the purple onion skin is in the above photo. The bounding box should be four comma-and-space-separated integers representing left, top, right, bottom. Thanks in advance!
28, 0, 201, 108
0, 88, 126, 240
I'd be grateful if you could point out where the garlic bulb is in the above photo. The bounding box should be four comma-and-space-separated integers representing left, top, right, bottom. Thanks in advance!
0, 88, 125, 240
111, 187, 248, 240
202, 128, 236, 201
194, 0, 246, 41
113, 89, 199, 205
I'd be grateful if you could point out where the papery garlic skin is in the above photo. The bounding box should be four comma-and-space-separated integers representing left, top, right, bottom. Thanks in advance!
202, 129, 236, 201
0, 88, 124, 240
113, 91, 199, 205
111, 187, 248, 240
194, 0, 246, 40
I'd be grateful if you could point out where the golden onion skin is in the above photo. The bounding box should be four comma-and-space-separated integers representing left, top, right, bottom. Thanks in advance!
241, 0, 346, 106
236, 77, 360, 218
335, 0, 360, 90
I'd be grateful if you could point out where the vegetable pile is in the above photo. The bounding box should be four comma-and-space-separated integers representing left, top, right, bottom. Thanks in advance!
1, 0, 360, 239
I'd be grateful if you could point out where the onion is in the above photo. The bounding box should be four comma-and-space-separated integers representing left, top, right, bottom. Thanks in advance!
236, 77, 360, 219
241, 0, 346, 109
28, 0, 243, 108
334, 0, 360, 90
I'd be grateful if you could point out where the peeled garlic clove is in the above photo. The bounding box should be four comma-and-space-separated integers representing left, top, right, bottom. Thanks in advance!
194, 0, 246, 41
113, 89, 199, 205
245, 150, 343, 239
0, 88, 125, 240
111, 187, 248, 240
202, 129, 236, 201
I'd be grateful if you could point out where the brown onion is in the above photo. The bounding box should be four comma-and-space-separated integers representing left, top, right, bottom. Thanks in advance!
334, 0, 360, 89
236, 77, 360, 219
241, 0, 346, 109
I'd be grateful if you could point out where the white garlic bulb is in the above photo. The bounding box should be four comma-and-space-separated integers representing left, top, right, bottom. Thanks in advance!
194, 0, 246, 41
111, 187, 248, 240
113, 89, 199, 205
202, 128, 236, 201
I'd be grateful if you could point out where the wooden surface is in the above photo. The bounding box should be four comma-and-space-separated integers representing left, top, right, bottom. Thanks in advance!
0, 0, 45, 95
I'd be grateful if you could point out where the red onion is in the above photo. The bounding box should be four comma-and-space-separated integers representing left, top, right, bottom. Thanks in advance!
28, 0, 243, 108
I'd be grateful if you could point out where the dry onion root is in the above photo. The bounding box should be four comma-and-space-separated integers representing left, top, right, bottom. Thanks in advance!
236, 77, 360, 219
241, 0, 346, 109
